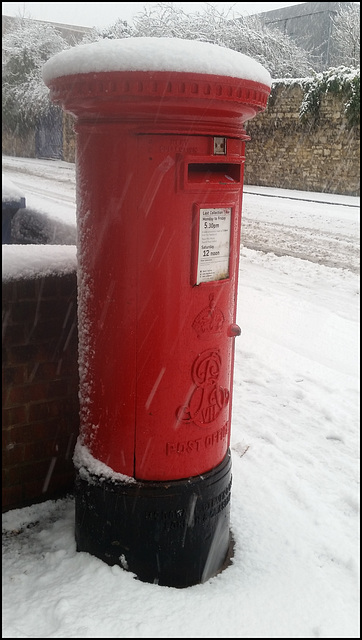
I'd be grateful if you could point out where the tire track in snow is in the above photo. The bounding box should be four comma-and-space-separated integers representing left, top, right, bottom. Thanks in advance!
241, 219, 360, 274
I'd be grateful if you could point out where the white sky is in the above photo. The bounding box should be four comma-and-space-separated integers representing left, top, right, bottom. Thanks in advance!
2, 155, 360, 638
2, 1, 307, 28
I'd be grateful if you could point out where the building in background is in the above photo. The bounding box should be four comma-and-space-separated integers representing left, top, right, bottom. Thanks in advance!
258, 1, 357, 71
2, 14, 90, 45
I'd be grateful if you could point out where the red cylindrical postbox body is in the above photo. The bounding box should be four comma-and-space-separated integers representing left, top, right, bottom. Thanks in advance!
44, 37, 271, 587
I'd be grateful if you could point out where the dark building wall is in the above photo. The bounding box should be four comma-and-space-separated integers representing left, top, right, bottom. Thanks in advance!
2, 273, 80, 512
2, 14, 90, 44
258, 1, 355, 70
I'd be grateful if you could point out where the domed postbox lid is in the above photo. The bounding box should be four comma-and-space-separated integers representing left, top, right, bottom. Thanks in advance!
43, 37, 272, 130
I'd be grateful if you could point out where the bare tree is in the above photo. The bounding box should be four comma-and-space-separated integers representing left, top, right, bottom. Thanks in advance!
331, 3, 360, 68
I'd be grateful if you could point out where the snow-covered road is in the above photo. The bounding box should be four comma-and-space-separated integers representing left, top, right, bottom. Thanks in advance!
241, 191, 360, 274
2, 154, 360, 274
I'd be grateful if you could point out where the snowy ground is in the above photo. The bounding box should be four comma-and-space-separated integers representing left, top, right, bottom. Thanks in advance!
2, 156, 360, 638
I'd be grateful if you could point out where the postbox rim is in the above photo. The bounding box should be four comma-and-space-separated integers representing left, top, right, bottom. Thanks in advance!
45, 69, 271, 123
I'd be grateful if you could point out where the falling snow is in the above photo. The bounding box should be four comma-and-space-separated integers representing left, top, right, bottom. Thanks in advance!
2, 155, 359, 638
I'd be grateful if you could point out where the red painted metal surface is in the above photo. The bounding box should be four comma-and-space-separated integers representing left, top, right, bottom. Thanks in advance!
46, 69, 270, 481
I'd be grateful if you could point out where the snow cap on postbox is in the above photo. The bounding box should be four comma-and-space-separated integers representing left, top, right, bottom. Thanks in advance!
42, 37, 272, 123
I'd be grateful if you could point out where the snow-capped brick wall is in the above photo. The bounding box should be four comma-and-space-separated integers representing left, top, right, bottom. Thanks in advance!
2, 273, 79, 511
244, 83, 360, 196
59, 85, 360, 196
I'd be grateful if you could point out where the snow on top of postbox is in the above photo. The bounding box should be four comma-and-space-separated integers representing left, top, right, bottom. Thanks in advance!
42, 37, 272, 87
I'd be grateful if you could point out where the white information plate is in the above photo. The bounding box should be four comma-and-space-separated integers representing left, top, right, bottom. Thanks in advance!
197, 207, 232, 284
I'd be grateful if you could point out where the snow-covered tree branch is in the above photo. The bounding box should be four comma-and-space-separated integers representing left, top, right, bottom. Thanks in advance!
2, 18, 69, 135
91, 3, 315, 79
331, 3, 360, 68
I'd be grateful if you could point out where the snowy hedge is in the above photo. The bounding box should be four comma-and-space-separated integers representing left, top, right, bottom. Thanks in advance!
272, 67, 360, 129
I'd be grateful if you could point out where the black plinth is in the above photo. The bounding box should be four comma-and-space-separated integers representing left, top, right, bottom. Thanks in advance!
75, 450, 233, 588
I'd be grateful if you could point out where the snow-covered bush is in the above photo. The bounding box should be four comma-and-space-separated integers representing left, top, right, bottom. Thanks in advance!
299, 66, 360, 128
2, 17, 70, 135
83, 2, 315, 79
81, 18, 134, 43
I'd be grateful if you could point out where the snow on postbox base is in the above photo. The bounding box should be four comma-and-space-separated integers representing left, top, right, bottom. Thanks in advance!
43, 37, 271, 588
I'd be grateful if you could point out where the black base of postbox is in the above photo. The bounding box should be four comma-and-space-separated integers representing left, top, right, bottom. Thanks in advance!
75, 450, 233, 588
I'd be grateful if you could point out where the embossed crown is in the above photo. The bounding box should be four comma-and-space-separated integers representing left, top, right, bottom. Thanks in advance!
192, 294, 225, 338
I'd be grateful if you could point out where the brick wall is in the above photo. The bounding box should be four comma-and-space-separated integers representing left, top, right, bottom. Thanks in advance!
244, 83, 360, 196
2, 273, 79, 512
2, 126, 36, 158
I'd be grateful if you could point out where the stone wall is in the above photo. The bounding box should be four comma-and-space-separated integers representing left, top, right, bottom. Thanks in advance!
63, 113, 76, 164
244, 83, 360, 196
2, 127, 36, 158
2, 273, 79, 512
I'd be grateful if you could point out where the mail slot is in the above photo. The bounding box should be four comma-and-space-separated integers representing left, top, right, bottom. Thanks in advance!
188, 162, 241, 183
43, 37, 271, 588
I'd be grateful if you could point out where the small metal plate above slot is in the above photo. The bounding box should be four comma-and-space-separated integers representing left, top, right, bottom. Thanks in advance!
213, 137, 227, 155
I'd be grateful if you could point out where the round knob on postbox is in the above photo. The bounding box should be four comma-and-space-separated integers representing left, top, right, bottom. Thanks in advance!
228, 323, 241, 337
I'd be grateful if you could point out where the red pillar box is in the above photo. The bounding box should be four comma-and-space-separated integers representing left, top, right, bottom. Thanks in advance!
43, 37, 271, 588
